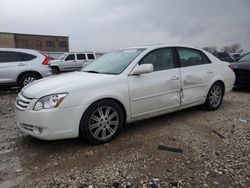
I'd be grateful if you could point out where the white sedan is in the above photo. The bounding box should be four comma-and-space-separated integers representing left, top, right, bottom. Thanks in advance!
15, 45, 235, 144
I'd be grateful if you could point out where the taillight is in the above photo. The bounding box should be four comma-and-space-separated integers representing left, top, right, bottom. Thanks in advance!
39, 51, 50, 65
42, 56, 49, 65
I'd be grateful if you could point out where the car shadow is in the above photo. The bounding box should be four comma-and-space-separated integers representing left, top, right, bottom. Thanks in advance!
232, 87, 250, 93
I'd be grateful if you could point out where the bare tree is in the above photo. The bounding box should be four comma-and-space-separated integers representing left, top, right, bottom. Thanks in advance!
202, 46, 218, 54
221, 43, 242, 53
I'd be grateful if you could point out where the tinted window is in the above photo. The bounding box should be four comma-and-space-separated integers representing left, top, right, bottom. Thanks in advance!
77, 54, 86, 60
46, 41, 55, 47
178, 48, 203, 67
140, 48, 175, 71
37, 40, 42, 47
87, 54, 95, 60
59, 41, 67, 48
0, 51, 36, 63
65, 54, 75, 61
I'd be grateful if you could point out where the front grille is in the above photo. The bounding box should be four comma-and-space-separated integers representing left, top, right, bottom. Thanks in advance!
15, 93, 34, 111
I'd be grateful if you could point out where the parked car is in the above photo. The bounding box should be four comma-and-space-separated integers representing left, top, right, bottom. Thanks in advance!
49, 52, 97, 74
214, 52, 236, 63
230, 52, 250, 88
15, 45, 235, 144
231, 53, 241, 61
0, 48, 52, 88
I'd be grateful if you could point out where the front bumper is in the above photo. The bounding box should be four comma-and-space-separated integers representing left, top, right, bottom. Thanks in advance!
15, 99, 85, 140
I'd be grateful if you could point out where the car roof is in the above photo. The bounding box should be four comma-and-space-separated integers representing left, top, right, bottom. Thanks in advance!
0, 48, 38, 53
122, 44, 205, 51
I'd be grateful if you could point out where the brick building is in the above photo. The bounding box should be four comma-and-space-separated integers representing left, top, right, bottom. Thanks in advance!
0, 32, 69, 52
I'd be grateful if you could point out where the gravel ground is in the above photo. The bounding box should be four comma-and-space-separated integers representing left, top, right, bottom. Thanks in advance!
0, 89, 249, 188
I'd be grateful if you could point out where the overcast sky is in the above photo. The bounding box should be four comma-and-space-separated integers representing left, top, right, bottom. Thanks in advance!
1, 0, 250, 52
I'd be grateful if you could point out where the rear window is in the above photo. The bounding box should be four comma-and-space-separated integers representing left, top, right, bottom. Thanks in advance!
0, 51, 36, 63
87, 54, 95, 60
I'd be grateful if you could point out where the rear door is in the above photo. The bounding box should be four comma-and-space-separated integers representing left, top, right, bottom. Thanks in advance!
128, 48, 181, 118
176, 47, 215, 106
0, 51, 36, 84
76, 53, 87, 69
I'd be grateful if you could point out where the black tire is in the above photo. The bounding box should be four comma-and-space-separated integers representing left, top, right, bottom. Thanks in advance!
19, 74, 39, 88
204, 82, 224, 111
51, 67, 60, 75
79, 99, 124, 145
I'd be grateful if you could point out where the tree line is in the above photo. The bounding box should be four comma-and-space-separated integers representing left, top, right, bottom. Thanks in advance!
203, 43, 243, 54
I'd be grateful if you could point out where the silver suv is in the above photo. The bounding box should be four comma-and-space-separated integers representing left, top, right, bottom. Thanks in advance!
49, 52, 96, 74
0, 48, 52, 88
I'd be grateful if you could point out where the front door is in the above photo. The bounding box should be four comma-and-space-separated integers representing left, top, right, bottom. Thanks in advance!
128, 48, 181, 118
62, 53, 77, 71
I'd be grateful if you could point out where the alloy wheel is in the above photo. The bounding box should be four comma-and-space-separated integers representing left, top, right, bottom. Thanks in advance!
88, 106, 119, 141
208, 84, 223, 108
23, 76, 36, 86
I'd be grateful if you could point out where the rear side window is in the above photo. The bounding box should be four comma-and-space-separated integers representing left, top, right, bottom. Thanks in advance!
65, 54, 75, 61
87, 54, 95, 60
0, 51, 36, 63
77, 54, 86, 60
178, 48, 209, 67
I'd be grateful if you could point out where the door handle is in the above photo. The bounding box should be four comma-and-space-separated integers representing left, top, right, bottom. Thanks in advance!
207, 70, 213, 74
171, 76, 180, 80
18, 63, 26, 66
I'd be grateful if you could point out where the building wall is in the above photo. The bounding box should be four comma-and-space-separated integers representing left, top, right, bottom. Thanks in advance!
0, 33, 15, 48
0, 32, 69, 52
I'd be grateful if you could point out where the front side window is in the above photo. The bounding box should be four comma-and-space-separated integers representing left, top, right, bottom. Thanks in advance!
83, 48, 145, 74
140, 48, 176, 71
65, 54, 75, 61
178, 48, 204, 67
77, 54, 86, 60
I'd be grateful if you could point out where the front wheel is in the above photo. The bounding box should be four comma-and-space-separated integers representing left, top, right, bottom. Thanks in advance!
204, 82, 224, 110
79, 99, 124, 145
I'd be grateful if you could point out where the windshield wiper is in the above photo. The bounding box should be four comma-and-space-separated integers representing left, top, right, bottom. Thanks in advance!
83, 70, 101, 74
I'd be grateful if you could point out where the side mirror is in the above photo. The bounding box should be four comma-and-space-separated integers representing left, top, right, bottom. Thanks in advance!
130, 64, 153, 75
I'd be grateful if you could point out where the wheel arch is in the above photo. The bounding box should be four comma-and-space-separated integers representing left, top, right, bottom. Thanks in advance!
78, 97, 128, 135
17, 71, 42, 83
50, 64, 61, 71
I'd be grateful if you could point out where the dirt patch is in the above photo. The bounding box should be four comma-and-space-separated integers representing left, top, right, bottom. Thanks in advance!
0, 90, 250, 187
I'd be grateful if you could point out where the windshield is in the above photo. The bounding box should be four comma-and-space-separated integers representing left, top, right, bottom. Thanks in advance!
58, 53, 67, 60
239, 53, 250, 61
82, 48, 145, 74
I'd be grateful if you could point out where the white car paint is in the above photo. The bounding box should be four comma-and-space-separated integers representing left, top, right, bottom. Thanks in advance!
15, 45, 235, 140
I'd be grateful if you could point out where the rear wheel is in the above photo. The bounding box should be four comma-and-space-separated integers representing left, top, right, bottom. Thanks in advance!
204, 82, 224, 110
19, 74, 39, 88
80, 99, 124, 145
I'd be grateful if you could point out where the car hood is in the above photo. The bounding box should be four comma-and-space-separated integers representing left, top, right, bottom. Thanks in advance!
49, 59, 63, 64
21, 72, 117, 98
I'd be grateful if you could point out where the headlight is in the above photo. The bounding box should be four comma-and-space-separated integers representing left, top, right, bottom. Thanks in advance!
33, 93, 68, 111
